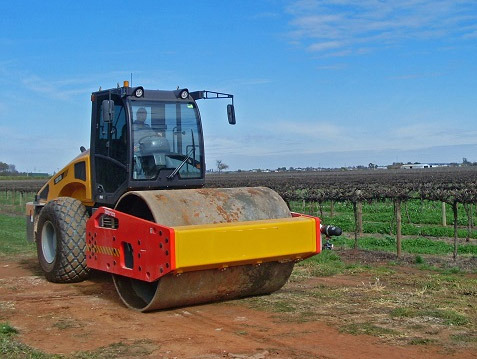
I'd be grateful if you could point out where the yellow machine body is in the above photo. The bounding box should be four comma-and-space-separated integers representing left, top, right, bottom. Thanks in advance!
25, 151, 93, 243
35, 150, 93, 206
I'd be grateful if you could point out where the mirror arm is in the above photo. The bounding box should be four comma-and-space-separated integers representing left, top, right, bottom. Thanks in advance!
190, 90, 236, 124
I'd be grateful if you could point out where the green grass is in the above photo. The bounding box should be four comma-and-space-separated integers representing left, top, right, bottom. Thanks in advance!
408, 338, 438, 345
339, 322, 398, 336
0, 322, 59, 359
295, 250, 396, 280
329, 235, 477, 256
296, 250, 371, 277
391, 307, 469, 326
0, 214, 35, 256
450, 333, 477, 343
245, 250, 476, 348
0, 176, 49, 180
0, 191, 36, 216
390, 307, 416, 318
414, 255, 425, 264
291, 198, 477, 240
73, 340, 157, 359
0, 323, 18, 335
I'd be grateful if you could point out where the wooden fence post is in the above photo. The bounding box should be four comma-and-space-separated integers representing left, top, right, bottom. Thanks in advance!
390, 201, 395, 235
357, 201, 363, 236
452, 201, 458, 261
404, 201, 412, 224
442, 202, 447, 227
353, 201, 359, 249
471, 203, 474, 228
464, 203, 471, 242
395, 199, 402, 258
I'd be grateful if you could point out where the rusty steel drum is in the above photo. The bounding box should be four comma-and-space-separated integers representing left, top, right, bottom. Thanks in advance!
112, 187, 294, 311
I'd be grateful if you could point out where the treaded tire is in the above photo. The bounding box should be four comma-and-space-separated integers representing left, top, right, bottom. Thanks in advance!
36, 197, 90, 283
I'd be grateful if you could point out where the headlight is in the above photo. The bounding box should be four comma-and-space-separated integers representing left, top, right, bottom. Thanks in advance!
135, 87, 144, 97
180, 89, 189, 99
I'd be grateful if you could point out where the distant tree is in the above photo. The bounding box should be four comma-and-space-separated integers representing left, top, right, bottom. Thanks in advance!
368, 163, 377, 169
216, 160, 229, 173
0, 162, 8, 173
387, 162, 403, 170
0, 162, 18, 175
462, 157, 470, 166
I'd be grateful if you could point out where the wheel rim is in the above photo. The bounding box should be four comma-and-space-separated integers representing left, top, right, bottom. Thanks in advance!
41, 221, 57, 264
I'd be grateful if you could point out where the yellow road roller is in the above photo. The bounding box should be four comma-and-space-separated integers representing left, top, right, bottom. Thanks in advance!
25, 82, 341, 311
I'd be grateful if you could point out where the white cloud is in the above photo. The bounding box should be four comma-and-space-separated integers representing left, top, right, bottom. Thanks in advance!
393, 123, 477, 145
205, 117, 477, 168
21, 75, 91, 101
307, 41, 343, 52
286, 0, 477, 56
205, 120, 353, 166
269, 121, 343, 139
0, 124, 86, 173
316, 63, 347, 70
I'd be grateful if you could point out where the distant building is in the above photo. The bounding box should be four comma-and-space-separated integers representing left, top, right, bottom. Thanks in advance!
401, 163, 433, 169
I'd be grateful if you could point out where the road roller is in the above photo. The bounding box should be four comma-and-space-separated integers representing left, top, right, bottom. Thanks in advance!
25, 82, 341, 311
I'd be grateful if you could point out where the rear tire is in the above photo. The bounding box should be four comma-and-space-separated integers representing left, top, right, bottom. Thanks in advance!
36, 197, 90, 283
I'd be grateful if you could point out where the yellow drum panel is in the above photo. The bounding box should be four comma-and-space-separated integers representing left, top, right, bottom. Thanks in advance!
174, 217, 317, 271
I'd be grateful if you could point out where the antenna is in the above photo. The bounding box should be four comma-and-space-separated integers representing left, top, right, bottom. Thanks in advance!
130, 73, 133, 87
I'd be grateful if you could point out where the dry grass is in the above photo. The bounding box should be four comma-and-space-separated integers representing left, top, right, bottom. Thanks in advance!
240, 250, 477, 350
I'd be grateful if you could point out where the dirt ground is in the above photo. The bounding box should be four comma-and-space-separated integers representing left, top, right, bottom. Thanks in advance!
0, 255, 475, 359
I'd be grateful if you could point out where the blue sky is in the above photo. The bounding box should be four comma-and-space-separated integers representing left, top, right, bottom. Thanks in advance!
1, 0, 476, 173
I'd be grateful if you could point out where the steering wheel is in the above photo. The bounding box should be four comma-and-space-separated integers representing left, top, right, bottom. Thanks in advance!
138, 134, 163, 144
137, 135, 170, 155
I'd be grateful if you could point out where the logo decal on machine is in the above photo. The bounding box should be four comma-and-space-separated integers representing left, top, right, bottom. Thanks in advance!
54, 170, 68, 185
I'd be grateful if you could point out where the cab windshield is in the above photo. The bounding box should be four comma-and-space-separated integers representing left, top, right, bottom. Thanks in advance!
130, 100, 202, 180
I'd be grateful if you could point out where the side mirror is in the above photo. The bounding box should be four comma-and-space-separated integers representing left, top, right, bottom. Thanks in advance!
227, 104, 236, 125
102, 100, 115, 123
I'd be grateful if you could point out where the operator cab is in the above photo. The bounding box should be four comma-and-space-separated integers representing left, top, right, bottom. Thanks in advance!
130, 97, 202, 181
90, 83, 234, 207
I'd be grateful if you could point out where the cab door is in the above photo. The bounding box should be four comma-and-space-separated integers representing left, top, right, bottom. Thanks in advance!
91, 94, 128, 206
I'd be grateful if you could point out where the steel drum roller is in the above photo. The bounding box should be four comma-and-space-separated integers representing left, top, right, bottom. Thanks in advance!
113, 187, 294, 311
